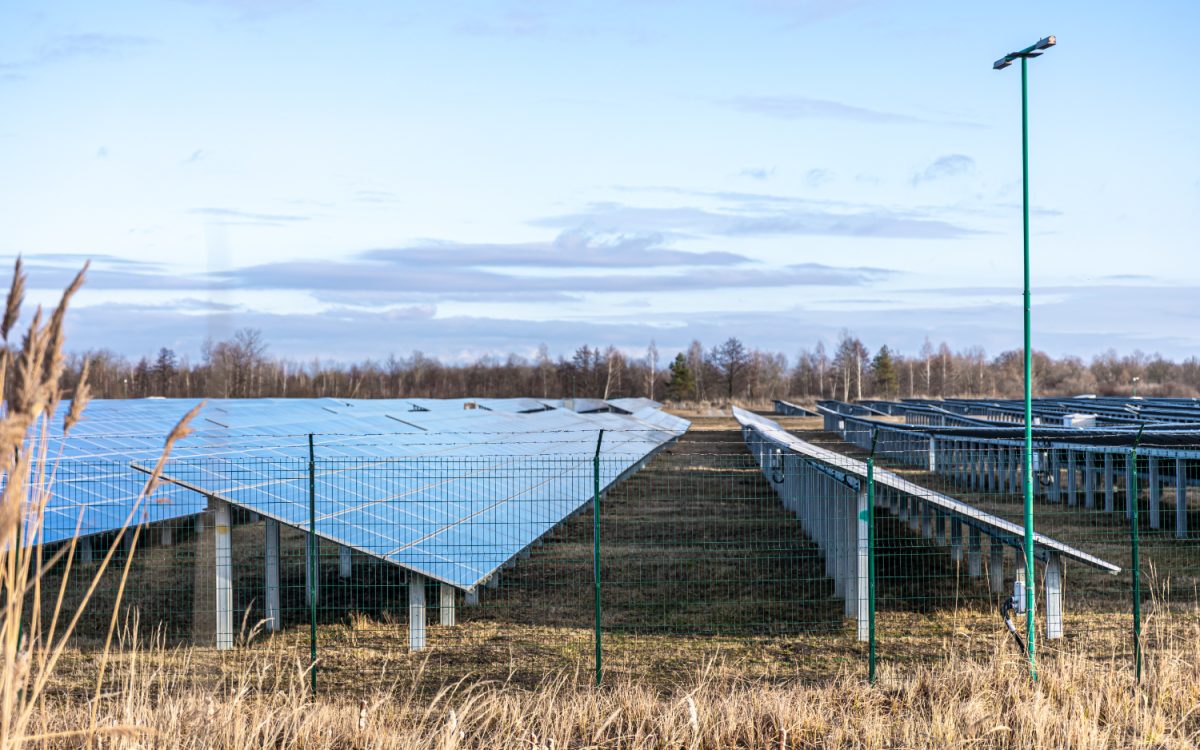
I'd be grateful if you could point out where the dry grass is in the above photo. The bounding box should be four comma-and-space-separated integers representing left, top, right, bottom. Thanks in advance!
21, 630, 1200, 749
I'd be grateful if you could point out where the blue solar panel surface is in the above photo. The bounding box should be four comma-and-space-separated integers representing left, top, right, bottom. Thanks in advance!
31, 398, 689, 589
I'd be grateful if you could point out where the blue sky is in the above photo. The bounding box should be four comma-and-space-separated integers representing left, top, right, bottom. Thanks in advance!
2, 1, 1198, 363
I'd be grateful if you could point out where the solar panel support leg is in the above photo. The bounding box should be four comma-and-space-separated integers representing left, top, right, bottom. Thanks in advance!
409, 572, 427, 651
920, 503, 933, 539
950, 519, 963, 563
465, 588, 479, 607
79, 536, 93, 564
1176, 458, 1188, 540
1149, 458, 1161, 530
161, 525, 173, 547
855, 484, 869, 641
1066, 451, 1077, 507
988, 539, 1004, 594
214, 498, 234, 651
1048, 450, 1060, 503
1084, 452, 1096, 509
264, 519, 281, 632
1104, 453, 1115, 513
967, 526, 982, 577
339, 546, 352, 579
439, 583, 456, 626
1008, 446, 1019, 496
928, 437, 937, 472
1013, 547, 1027, 613
1125, 454, 1135, 520
1045, 553, 1064, 639
843, 485, 856, 619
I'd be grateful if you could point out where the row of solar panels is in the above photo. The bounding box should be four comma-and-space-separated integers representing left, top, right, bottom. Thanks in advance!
856, 397, 1200, 428
27, 397, 689, 590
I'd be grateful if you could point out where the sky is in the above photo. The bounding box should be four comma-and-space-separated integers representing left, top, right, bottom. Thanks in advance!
2, 0, 1198, 365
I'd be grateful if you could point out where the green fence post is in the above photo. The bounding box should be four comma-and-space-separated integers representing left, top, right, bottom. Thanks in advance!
308, 433, 318, 695
867, 429, 878, 684
1130, 426, 1144, 685
593, 429, 604, 687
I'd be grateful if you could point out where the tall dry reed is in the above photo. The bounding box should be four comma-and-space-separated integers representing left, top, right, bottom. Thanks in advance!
0, 259, 199, 747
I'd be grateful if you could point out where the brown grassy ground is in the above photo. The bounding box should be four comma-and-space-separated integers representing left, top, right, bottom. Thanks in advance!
23, 633, 1200, 749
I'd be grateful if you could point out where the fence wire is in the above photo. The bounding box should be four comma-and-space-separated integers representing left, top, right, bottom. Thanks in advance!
23, 415, 1198, 694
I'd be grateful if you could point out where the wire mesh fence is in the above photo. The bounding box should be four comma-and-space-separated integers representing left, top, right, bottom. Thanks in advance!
22, 413, 1199, 695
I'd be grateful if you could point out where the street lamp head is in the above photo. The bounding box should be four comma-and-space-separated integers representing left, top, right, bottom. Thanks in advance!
993, 35, 1056, 70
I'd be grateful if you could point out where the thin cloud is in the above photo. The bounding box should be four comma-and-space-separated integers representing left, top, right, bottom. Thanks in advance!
229, 259, 893, 296
535, 202, 978, 240
739, 167, 776, 180
728, 95, 923, 125
363, 229, 748, 269
2, 33, 155, 79
805, 169, 834, 188
190, 207, 310, 226
726, 95, 980, 128
913, 154, 975, 185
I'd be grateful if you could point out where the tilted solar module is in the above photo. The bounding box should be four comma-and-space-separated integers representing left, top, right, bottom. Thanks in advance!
28, 398, 689, 589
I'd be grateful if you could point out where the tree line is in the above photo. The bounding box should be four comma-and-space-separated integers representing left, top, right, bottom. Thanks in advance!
58, 328, 1200, 404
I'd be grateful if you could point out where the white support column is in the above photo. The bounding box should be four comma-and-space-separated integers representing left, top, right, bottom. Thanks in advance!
409, 572, 427, 651
1066, 451, 1077, 507
1149, 458, 1162, 529
855, 485, 869, 641
988, 539, 1005, 594
1013, 547, 1027, 613
79, 536, 94, 564
935, 511, 946, 544
1104, 453, 1115, 513
214, 498, 234, 651
1045, 553, 1064, 639
439, 583, 457, 626
339, 545, 352, 579
920, 502, 933, 539
1047, 450, 1061, 503
950, 519, 963, 563
928, 436, 937, 472
1084, 452, 1096, 509
161, 525, 173, 547
1009, 447, 1019, 495
997, 447, 1008, 494
967, 526, 982, 578
195, 513, 205, 535
985, 445, 997, 493
1176, 458, 1188, 540
840, 485, 854, 614
465, 588, 480, 606
907, 496, 921, 532
264, 519, 281, 632
1125, 453, 1135, 520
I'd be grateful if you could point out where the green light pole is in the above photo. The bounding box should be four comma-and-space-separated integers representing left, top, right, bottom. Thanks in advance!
994, 34, 1055, 680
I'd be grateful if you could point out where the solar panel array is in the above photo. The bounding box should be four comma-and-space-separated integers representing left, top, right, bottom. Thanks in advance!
29, 397, 689, 590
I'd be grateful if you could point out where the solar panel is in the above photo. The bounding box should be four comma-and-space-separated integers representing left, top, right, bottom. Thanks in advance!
30, 398, 689, 589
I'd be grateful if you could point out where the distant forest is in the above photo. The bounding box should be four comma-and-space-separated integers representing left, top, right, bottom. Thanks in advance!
60, 328, 1200, 403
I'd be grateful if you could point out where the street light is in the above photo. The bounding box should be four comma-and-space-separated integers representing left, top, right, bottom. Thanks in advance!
994, 34, 1055, 681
